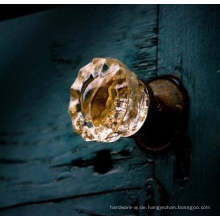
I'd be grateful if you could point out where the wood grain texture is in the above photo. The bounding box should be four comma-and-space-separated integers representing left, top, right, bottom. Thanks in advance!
0, 5, 158, 215
156, 5, 220, 215
0, 5, 220, 216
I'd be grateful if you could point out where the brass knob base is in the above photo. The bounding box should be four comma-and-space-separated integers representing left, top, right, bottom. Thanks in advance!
135, 75, 188, 152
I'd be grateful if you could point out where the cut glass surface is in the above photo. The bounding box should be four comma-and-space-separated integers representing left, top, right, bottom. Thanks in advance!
68, 58, 149, 142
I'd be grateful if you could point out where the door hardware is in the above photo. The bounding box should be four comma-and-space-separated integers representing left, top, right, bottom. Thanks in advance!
68, 58, 188, 151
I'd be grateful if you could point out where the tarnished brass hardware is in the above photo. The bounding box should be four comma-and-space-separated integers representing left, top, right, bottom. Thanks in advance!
135, 75, 188, 151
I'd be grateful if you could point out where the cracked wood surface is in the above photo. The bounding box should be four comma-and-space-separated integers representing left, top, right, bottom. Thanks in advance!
0, 5, 220, 216
0, 5, 158, 215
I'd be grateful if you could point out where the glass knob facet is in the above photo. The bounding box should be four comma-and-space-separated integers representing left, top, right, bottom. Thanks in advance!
68, 58, 149, 142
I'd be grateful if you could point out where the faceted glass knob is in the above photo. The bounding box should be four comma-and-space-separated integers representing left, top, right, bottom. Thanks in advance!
68, 58, 149, 142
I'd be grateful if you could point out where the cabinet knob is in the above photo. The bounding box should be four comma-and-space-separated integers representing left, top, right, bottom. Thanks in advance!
68, 58, 188, 151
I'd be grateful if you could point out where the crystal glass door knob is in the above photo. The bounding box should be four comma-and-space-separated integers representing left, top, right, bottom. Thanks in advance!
68, 58, 149, 142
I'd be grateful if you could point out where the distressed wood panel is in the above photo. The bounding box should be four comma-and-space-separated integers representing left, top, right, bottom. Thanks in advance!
156, 5, 220, 215
0, 190, 141, 216
0, 5, 158, 215
1, 5, 219, 216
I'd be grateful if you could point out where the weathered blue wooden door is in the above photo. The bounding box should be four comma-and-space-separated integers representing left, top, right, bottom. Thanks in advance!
0, 5, 219, 215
